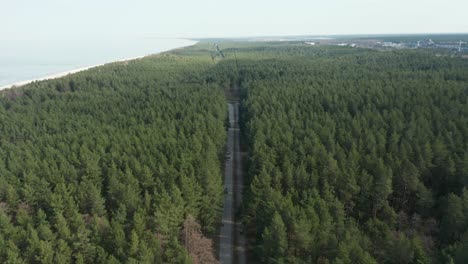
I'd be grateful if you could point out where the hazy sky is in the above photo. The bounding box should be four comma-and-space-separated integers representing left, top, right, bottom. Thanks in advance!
1, 0, 467, 40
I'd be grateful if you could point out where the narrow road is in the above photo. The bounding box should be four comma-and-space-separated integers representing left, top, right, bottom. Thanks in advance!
233, 103, 246, 264
219, 102, 245, 264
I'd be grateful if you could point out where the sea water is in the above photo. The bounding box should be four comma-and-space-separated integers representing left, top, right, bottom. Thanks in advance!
0, 37, 197, 88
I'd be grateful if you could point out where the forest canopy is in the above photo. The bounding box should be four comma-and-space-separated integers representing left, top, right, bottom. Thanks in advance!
0, 49, 226, 263
0, 42, 467, 263
219, 43, 468, 264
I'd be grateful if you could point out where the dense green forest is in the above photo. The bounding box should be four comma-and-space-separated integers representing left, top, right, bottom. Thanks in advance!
0, 50, 227, 263
212, 44, 468, 263
0, 42, 467, 263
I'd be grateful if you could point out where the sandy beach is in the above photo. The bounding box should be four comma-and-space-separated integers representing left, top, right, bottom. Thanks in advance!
0, 40, 197, 91
0, 55, 148, 91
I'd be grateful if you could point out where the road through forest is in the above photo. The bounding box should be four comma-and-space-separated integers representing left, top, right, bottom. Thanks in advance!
219, 102, 246, 264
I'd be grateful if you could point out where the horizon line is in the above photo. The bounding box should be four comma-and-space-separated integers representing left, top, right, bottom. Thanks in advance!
186, 32, 468, 40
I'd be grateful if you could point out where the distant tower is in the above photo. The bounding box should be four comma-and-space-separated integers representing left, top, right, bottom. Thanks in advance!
459, 40, 462, 53
417, 41, 420, 48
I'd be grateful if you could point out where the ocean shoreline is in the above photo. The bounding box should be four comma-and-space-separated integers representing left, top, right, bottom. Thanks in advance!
0, 40, 197, 91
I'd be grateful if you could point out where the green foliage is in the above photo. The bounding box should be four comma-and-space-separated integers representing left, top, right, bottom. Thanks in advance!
1, 41, 467, 263
218, 43, 468, 263
0, 48, 226, 262
261, 212, 288, 263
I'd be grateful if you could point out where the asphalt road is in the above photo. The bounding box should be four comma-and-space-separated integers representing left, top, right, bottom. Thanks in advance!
233, 103, 246, 264
219, 102, 245, 264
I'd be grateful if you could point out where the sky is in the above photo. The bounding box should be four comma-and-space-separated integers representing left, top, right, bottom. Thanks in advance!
1, 0, 467, 41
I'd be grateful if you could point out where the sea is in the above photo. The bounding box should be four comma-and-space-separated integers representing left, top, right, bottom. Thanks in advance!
0, 37, 197, 88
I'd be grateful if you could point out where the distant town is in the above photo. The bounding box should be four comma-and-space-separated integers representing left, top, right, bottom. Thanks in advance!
328, 38, 468, 54
305, 35, 468, 57
227, 34, 468, 56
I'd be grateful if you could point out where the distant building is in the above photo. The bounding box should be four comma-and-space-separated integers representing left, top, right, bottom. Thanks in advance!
382, 42, 402, 48
418, 39, 435, 48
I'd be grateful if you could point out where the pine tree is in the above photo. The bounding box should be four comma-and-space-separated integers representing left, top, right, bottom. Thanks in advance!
261, 212, 288, 263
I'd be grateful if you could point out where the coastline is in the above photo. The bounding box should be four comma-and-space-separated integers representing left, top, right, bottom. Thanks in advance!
0, 40, 197, 91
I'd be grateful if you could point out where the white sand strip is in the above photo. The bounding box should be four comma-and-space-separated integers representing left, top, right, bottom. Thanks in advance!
0, 39, 198, 91
0, 56, 147, 91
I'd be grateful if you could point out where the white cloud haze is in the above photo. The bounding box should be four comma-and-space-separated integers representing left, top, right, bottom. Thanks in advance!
1, 0, 467, 41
